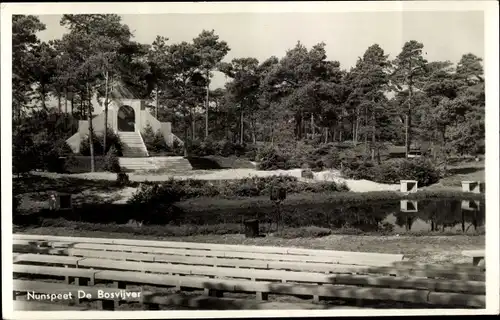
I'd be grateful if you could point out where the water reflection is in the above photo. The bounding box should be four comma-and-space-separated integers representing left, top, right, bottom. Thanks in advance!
182, 198, 485, 234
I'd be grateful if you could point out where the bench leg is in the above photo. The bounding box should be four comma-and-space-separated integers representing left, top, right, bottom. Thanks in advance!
472, 257, 483, 266
114, 281, 126, 309
145, 303, 160, 310
204, 288, 223, 297
256, 292, 268, 301
99, 300, 115, 311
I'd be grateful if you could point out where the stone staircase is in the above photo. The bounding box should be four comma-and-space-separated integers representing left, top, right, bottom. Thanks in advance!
118, 131, 149, 157
119, 156, 193, 172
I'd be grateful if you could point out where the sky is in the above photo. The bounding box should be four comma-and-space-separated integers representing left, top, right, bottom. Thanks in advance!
36, 11, 484, 90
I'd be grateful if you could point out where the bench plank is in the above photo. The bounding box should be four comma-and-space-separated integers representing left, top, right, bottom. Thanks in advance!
13, 279, 142, 302
14, 234, 404, 260
15, 257, 485, 294
72, 243, 397, 267
12, 300, 91, 311
94, 270, 484, 307
141, 293, 368, 310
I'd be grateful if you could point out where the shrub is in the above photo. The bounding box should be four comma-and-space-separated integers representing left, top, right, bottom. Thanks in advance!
141, 124, 168, 153
257, 146, 291, 170
64, 156, 108, 173
116, 172, 130, 186
104, 146, 121, 173
275, 226, 332, 239
172, 139, 184, 156
341, 158, 441, 187
133, 175, 349, 203
80, 129, 123, 156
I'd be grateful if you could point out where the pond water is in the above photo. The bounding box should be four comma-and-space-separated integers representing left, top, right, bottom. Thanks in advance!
180, 199, 485, 234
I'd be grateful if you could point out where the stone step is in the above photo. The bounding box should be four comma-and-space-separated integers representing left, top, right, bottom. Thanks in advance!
118, 156, 192, 171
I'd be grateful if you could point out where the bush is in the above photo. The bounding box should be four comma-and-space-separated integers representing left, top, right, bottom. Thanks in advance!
341, 158, 442, 187
141, 124, 168, 154
275, 226, 332, 239
104, 146, 121, 173
116, 172, 130, 186
257, 146, 292, 170
131, 175, 349, 203
13, 128, 74, 173
80, 129, 123, 156
64, 156, 108, 173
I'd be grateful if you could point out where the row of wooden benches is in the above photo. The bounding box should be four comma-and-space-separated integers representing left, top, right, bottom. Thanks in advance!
13, 234, 484, 266
11, 234, 486, 310
13, 260, 485, 309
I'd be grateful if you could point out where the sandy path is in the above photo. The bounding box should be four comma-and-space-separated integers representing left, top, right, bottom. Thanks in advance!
31, 168, 401, 193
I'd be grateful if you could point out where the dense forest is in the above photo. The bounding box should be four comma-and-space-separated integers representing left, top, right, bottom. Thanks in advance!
12, 14, 485, 170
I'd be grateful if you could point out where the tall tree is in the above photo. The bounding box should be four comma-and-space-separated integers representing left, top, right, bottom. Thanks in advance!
192, 30, 230, 139
12, 15, 46, 121
347, 44, 391, 160
391, 40, 428, 157
30, 42, 58, 110
220, 58, 260, 144
59, 14, 133, 170
163, 41, 206, 153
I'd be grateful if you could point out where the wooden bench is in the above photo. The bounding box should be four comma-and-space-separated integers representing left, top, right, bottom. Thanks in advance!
462, 250, 485, 266
13, 279, 142, 310
14, 257, 485, 295
13, 234, 405, 263
12, 263, 485, 308
15, 249, 485, 281
68, 243, 398, 267
11, 235, 486, 309
13, 300, 92, 311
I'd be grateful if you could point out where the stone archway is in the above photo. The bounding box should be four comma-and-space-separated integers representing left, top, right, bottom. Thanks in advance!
117, 105, 135, 132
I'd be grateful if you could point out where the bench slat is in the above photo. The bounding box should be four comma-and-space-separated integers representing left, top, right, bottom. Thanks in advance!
141, 293, 369, 310
13, 279, 142, 302
94, 270, 484, 307
13, 300, 91, 311
13, 234, 404, 260
71, 243, 397, 266
14, 258, 485, 294
13, 264, 99, 278
461, 250, 485, 257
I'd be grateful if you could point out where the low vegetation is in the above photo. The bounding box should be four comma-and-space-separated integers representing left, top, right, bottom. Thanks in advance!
129, 176, 350, 202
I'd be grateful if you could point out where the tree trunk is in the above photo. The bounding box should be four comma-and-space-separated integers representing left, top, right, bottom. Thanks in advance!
225, 111, 230, 140
57, 93, 62, 113
191, 107, 196, 140
70, 96, 74, 115
371, 108, 376, 161
103, 70, 109, 155
250, 117, 256, 144
41, 86, 46, 110
354, 109, 360, 145
155, 83, 159, 119
405, 85, 413, 158
240, 108, 244, 145
270, 124, 274, 145
205, 70, 210, 139
80, 97, 84, 118
64, 89, 68, 114
87, 85, 95, 173
325, 127, 329, 143
311, 113, 315, 136
364, 104, 368, 155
